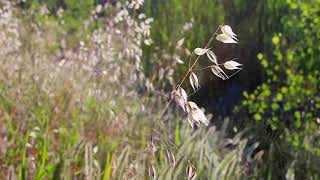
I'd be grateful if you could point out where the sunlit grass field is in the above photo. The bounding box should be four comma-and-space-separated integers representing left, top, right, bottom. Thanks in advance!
1, 0, 320, 179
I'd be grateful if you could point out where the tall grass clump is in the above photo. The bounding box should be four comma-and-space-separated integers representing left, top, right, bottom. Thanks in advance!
0, 0, 155, 178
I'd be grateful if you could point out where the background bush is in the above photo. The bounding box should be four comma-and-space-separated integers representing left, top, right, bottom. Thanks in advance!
236, 0, 320, 179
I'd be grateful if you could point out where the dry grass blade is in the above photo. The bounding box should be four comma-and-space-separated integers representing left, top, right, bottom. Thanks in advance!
148, 164, 157, 180
148, 136, 157, 155
186, 163, 197, 180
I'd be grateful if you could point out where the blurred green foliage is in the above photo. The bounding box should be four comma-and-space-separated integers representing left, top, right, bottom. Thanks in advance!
237, 0, 320, 178
243, 0, 320, 150
143, 0, 224, 87
19, 0, 107, 48
23, 0, 100, 30
145, 0, 224, 49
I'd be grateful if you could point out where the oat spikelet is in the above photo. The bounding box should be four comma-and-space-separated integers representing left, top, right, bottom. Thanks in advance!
194, 48, 209, 56
211, 65, 228, 80
171, 87, 188, 112
187, 101, 209, 128
189, 72, 199, 91
186, 163, 197, 180
206, 50, 218, 65
224, 60, 242, 70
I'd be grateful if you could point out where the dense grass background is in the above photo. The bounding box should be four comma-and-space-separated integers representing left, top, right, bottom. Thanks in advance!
0, 0, 319, 179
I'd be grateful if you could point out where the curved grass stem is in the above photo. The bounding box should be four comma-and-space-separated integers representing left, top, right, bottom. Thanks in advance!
160, 25, 221, 117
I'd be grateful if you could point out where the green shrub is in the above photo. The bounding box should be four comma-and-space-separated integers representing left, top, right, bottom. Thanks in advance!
238, 0, 320, 178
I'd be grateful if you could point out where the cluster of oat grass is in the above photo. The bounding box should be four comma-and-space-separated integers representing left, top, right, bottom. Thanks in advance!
0, 1, 156, 178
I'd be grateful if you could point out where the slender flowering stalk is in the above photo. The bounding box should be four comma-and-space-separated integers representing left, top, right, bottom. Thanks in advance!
160, 26, 221, 116
161, 24, 242, 129
153, 24, 242, 179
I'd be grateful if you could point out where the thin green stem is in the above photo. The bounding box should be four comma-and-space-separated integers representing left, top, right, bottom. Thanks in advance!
194, 66, 212, 71
177, 29, 220, 89
188, 53, 194, 69
153, 129, 190, 161
227, 68, 242, 79
188, 87, 201, 98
